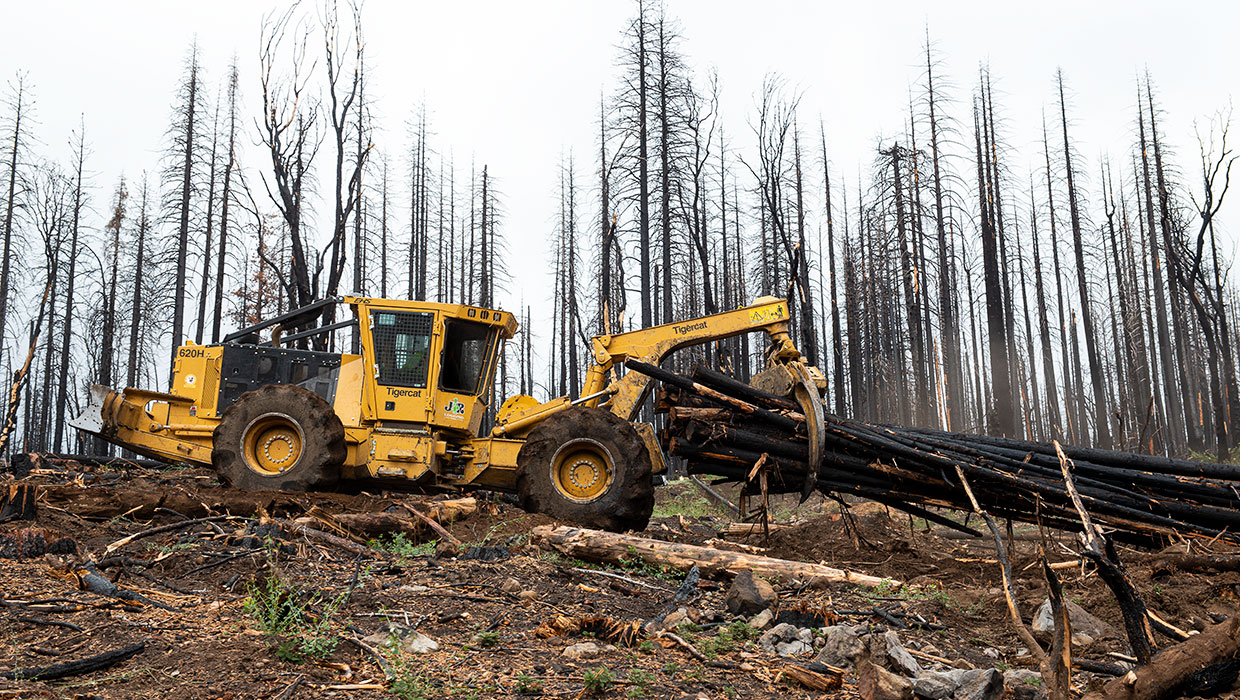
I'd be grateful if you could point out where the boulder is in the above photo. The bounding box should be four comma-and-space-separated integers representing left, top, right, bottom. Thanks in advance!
878, 631, 921, 677
776, 640, 813, 657
1002, 670, 1045, 700
954, 668, 1003, 700
814, 625, 866, 668
362, 625, 440, 654
563, 641, 603, 660
727, 570, 777, 616
1032, 599, 1117, 647
913, 670, 964, 700
860, 659, 914, 700
749, 608, 774, 630
758, 622, 800, 653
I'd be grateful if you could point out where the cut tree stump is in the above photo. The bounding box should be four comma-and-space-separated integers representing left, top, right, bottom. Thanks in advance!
531, 525, 896, 588
0, 483, 37, 521
1082, 616, 1240, 700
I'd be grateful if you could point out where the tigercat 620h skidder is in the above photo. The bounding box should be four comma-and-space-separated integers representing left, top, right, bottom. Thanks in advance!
72, 295, 824, 531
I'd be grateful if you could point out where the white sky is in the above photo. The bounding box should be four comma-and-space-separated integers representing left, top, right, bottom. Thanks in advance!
1, 1, 1237, 387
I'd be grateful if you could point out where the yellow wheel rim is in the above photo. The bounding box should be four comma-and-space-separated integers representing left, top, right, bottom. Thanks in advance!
241, 414, 304, 475
550, 439, 614, 503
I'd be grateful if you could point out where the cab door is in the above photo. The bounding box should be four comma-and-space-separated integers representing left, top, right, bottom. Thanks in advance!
432, 319, 500, 435
366, 308, 437, 422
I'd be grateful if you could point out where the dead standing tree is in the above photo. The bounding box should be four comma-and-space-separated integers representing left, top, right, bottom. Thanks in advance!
257, 5, 322, 321
0, 73, 33, 377
164, 42, 205, 373
1158, 111, 1238, 461
745, 76, 818, 365
316, 0, 371, 344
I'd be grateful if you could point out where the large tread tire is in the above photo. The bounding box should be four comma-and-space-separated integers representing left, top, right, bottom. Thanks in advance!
212, 384, 345, 492
516, 407, 654, 532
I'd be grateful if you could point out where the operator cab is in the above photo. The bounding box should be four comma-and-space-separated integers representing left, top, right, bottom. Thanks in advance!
348, 297, 516, 434
205, 296, 517, 436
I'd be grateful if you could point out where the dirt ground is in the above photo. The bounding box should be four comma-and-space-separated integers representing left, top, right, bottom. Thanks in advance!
1, 458, 1236, 699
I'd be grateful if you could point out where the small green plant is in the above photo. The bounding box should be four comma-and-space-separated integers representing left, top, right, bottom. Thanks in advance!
474, 631, 500, 648
243, 571, 349, 662
637, 640, 657, 654
676, 621, 703, 635
725, 621, 758, 642
723, 686, 738, 699
583, 666, 615, 693
681, 665, 706, 683
627, 668, 653, 697
390, 668, 434, 700
1025, 676, 1044, 686
515, 672, 543, 695
146, 541, 195, 555
662, 661, 679, 676
369, 533, 436, 560
1151, 583, 1164, 597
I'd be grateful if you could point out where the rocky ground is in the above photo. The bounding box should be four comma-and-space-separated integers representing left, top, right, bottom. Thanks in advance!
1, 457, 1237, 699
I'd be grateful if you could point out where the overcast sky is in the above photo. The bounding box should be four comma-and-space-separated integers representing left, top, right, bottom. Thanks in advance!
1, 1, 1236, 377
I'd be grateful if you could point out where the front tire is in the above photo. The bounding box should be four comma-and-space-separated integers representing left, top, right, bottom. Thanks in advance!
212, 384, 345, 491
516, 407, 654, 532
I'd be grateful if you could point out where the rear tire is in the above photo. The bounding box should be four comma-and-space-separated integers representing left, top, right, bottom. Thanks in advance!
516, 406, 654, 532
212, 384, 345, 492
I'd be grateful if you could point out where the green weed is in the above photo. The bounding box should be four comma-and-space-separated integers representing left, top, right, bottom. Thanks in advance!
583, 666, 615, 693
369, 533, 436, 560
243, 571, 351, 662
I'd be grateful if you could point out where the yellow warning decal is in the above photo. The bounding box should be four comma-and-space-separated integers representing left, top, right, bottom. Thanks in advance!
749, 304, 786, 325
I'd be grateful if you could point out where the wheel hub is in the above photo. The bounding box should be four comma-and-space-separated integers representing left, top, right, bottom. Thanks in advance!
242, 414, 304, 475
550, 439, 614, 503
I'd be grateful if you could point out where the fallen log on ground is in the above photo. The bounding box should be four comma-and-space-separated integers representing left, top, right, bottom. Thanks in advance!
1082, 616, 1240, 700
531, 525, 896, 588
0, 641, 145, 681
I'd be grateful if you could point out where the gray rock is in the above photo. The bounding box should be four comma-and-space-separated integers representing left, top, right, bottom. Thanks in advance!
776, 639, 814, 657
1032, 599, 1116, 647
402, 631, 440, 654
860, 660, 914, 700
914, 670, 964, 700
363, 625, 440, 654
758, 622, 799, 652
727, 570, 777, 616
953, 668, 1003, 700
643, 607, 689, 635
796, 628, 815, 644
1003, 670, 1045, 700
814, 625, 866, 668
749, 608, 774, 630
880, 631, 922, 677
562, 641, 602, 660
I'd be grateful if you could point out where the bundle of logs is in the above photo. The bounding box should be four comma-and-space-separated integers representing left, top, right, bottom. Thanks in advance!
629, 360, 1240, 544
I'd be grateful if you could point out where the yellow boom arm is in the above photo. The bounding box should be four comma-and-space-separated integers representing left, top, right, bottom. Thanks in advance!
491, 296, 802, 437
581, 297, 802, 420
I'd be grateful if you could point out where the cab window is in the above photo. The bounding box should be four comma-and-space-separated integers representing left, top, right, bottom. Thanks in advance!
373, 311, 433, 388
439, 320, 497, 395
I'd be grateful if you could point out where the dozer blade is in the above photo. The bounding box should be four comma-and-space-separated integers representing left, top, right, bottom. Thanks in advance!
68, 384, 114, 437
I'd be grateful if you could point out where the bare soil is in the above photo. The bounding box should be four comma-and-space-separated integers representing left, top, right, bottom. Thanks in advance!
1, 461, 1235, 699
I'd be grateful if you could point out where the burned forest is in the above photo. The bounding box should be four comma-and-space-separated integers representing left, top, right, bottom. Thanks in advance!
2, 2, 1240, 700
